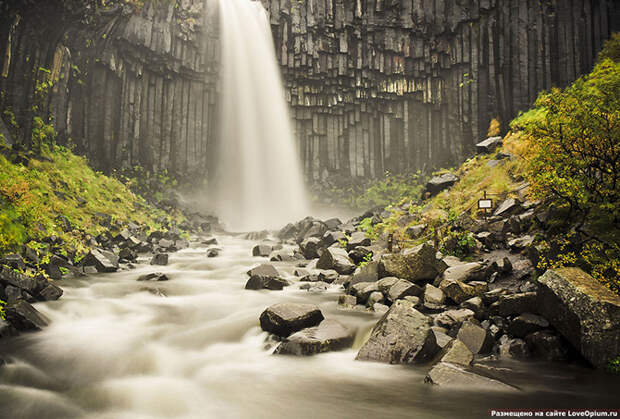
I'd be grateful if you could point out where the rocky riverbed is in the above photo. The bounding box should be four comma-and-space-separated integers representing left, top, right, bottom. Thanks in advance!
0, 221, 618, 418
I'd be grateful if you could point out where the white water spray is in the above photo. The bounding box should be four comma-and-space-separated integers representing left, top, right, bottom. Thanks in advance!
212, 0, 308, 232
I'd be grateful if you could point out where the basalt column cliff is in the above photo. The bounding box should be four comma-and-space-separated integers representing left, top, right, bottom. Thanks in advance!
0, 0, 618, 183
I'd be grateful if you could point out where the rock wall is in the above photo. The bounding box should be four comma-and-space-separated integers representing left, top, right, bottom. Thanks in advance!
0, 0, 219, 179
260, 0, 619, 181
1, 0, 618, 183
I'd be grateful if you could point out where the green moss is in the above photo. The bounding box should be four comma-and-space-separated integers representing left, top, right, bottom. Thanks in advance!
0, 143, 182, 254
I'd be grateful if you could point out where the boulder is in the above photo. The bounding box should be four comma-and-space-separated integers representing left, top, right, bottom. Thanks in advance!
425, 173, 459, 196
508, 313, 549, 338
377, 276, 400, 293
457, 321, 494, 354
425, 362, 517, 391
206, 248, 221, 258
437, 339, 474, 366
0, 254, 26, 270
379, 243, 445, 282
461, 296, 485, 318
424, 284, 445, 305
252, 244, 272, 257
317, 270, 339, 283
475, 136, 503, 153
349, 262, 379, 287
320, 230, 346, 248
324, 218, 343, 230
386, 279, 423, 303
0, 266, 39, 294
83, 248, 120, 272
536, 268, 620, 368
274, 319, 355, 356
346, 231, 371, 251
442, 262, 485, 283
350, 281, 380, 304
300, 237, 322, 259
508, 235, 535, 251
373, 303, 390, 315
440, 279, 478, 304
356, 300, 439, 364
435, 309, 476, 329
137, 272, 169, 282
493, 198, 522, 217
259, 303, 324, 338
245, 275, 289, 291
150, 253, 169, 266
348, 246, 373, 265
489, 292, 537, 316
406, 224, 427, 239
367, 291, 385, 307
38, 284, 63, 301
4, 301, 48, 331
316, 247, 356, 275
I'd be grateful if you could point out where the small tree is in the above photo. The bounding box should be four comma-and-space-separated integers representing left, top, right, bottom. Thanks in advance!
518, 57, 619, 225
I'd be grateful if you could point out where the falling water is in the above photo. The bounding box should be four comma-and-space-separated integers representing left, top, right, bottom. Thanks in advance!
212, 0, 309, 232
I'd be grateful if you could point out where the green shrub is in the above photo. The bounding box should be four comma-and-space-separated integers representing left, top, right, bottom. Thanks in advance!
440, 230, 477, 259
608, 356, 620, 374
518, 57, 619, 225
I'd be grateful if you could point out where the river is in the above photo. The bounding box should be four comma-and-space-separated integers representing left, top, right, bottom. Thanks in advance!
0, 235, 616, 418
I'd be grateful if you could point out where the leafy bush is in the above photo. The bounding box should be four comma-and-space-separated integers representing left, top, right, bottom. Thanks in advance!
608, 356, 620, 374
440, 230, 477, 260
514, 54, 619, 225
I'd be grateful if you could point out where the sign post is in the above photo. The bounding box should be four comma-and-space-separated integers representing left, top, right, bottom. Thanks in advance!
478, 191, 493, 221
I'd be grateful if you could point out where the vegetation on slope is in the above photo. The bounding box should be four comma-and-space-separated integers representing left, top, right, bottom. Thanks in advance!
0, 142, 181, 259
359, 33, 620, 293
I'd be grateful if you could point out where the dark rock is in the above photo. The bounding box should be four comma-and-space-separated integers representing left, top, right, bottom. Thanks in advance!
457, 321, 494, 354
425, 173, 459, 196
350, 261, 380, 285
0, 254, 26, 270
386, 279, 423, 303
119, 248, 138, 262
525, 331, 569, 361
489, 292, 537, 316
475, 136, 503, 153
5, 301, 48, 331
137, 272, 169, 282
350, 281, 380, 304
493, 198, 522, 217
436, 339, 474, 366
442, 262, 485, 283
300, 237, 322, 259
300, 274, 320, 282
320, 230, 346, 248
252, 244, 273, 257
317, 270, 339, 283
536, 268, 620, 368
316, 247, 356, 275
435, 309, 476, 329
259, 303, 324, 338
246, 276, 289, 291
38, 284, 63, 301
425, 362, 517, 391
508, 313, 549, 338
202, 238, 218, 246
324, 218, 343, 230
346, 231, 371, 251
461, 296, 485, 318
84, 248, 120, 272
379, 243, 445, 282
4, 285, 24, 304
440, 279, 478, 304
206, 248, 221, 258
150, 253, 169, 266
274, 319, 355, 356
0, 266, 38, 294
348, 246, 373, 265
356, 300, 440, 364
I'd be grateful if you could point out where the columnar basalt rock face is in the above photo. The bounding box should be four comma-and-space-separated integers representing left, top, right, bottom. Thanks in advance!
259, 0, 619, 181
0, 0, 219, 179
0, 0, 618, 184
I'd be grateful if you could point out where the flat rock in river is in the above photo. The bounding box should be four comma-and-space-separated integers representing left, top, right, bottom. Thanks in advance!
260, 303, 324, 338
274, 319, 355, 356
425, 362, 518, 391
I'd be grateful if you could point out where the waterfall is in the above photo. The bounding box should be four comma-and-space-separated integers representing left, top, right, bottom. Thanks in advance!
212, 0, 309, 232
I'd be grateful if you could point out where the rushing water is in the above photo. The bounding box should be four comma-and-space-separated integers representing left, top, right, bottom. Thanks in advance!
0, 235, 617, 419
212, 0, 309, 232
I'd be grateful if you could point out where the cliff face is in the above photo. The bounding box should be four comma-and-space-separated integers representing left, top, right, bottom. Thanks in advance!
0, 0, 218, 179
260, 0, 619, 182
0, 0, 618, 183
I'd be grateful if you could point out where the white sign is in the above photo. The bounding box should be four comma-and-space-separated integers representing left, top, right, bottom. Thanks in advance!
478, 199, 493, 209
